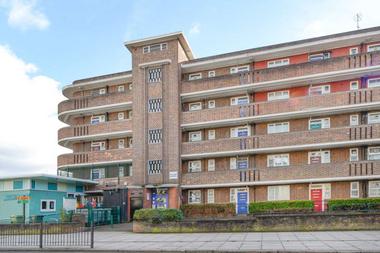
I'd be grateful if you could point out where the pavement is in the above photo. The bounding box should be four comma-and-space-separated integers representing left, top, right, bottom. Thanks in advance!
1, 230, 380, 252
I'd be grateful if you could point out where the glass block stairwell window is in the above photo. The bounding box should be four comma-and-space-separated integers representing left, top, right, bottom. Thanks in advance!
148, 98, 162, 112
148, 160, 162, 174
148, 68, 162, 83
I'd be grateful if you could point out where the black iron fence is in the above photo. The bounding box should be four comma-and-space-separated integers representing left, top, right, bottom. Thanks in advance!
0, 222, 94, 248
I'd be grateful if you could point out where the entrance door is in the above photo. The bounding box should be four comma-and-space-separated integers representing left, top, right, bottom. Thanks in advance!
310, 188, 323, 212
130, 197, 143, 220
237, 191, 248, 214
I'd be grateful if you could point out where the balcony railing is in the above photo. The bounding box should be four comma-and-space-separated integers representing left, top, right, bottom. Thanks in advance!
182, 137, 255, 155
181, 52, 380, 93
57, 148, 133, 168
58, 120, 132, 143
58, 91, 132, 114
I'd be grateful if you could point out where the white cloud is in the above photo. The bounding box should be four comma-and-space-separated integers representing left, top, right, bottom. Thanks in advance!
189, 23, 200, 35
0, 45, 65, 176
1, 0, 49, 30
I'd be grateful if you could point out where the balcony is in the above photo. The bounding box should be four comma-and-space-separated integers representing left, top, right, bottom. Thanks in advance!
57, 148, 133, 169
58, 120, 132, 147
181, 161, 380, 187
181, 52, 380, 100
58, 92, 132, 122
181, 88, 380, 128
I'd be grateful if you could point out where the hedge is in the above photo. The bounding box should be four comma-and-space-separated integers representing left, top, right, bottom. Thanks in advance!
182, 203, 236, 218
328, 198, 380, 211
249, 200, 314, 213
133, 208, 183, 224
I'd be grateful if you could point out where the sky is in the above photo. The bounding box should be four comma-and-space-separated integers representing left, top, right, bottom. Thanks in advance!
0, 0, 380, 176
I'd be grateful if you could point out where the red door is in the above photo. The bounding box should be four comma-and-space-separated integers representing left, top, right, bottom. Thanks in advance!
310, 188, 323, 212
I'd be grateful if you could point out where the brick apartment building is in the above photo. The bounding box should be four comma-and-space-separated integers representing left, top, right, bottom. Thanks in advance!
58, 27, 380, 219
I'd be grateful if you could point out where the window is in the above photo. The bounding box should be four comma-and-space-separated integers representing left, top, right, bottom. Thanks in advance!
368, 112, 380, 124
368, 147, 380, 160
267, 154, 289, 167
148, 160, 162, 175
189, 73, 202, 81
148, 68, 162, 83
149, 129, 162, 144
368, 78, 380, 88
230, 65, 250, 74
118, 139, 125, 149
41, 200, 56, 212
188, 160, 201, 172
349, 47, 359, 55
208, 100, 215, 109
128, 138, 133, 148
91, 115, 106, 124
13, 180, 23, 190
230, 157, 237, 170
128, 111, 133, 118
350, 114, 359, 126
350, 81, 359, 90
91, 141, 106, 151
267, 122, 289, 134
143, 43, 167, 53
188, 190, 201, 204
267, 58, 289, 68
309, 85, 330, 95
308, 150, 330, 164
189, 102, 202, 111
189, 131, 202, 142
309, 118, 330, 130
350, 148, 359, 162
237, 157, 249, 169
230, 126, 250, 138
128, 83, 133, 90
268, 185, 290, 201
268, 90, 289, 101
309, 52, 331, 62
91, 168, 105, 180
99, 88, 106, 95
118, 166, 125, 177
208, 159, 215, 171
208, 71, 215, 77
47, 182, 57, 191
118, 112, 125, 120
367, 44, 380, 52
369, 181, 380, 197
231, 96, 249, 105
117, 85, 125, 92
208, 129, 215, 140
350, 182, 359, 198
148, 98, 162, 112
207, 189, 215, 203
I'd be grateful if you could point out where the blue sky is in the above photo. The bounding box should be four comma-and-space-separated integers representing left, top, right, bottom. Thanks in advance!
0, 0, 380, 176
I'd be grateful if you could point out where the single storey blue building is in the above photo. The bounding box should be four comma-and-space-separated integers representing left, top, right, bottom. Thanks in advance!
0, 174, 97, 223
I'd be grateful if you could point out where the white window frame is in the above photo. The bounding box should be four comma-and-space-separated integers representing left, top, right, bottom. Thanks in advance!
188, 190, 201, 204
350, 182, 360, 198
91, 168, 105, 180
350, 148, 359, 162
118, 166, 125, 177
40, 200, 56, 212
208, 129, 215, 140
117, 85, 125, 92
308, 150, 331, 164
208, 71, 215, 78
128, 111, 133, 118
189, 73, 202, 81
118, 112, 125, 120
143, 43, 167, 53
229, 188, 248, 203
128, 83, 133, 90
267, 122, 289, 134
128, 138, 133, 148
230, 157, 237, 170
268, 185, 290, 201
189, 131, 202, 142
230, 65, 250, 74
230, 96, 249, 105
207, 189, 215, 204
350, 114, 359, 126
236, 157, 249, 170
309, 85, 331, 95
99, 88, 106, 95
369, 181, 380, 197
367, 44, 380, 53
350, 80, 359, 90
267, 154, 289, 167
118, 139, 125, 149
267, 58, 289, 68
309, 118, 330, 130
91, 115, 106, 125
207, 159, 215, 171
230, 126, 250, 138
267, 90, 289, 101
189, 102, 202, 111
349, 47, 359, 55
368, 112, 380, 124
208, 100, 215, 109
368, 147, 380, 161
91, 141, 106, 151
368, 77, 380, 88
188, 160, 201, 173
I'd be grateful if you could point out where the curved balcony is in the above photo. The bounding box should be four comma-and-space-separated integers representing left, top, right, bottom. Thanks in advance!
57, 148, 133, 169
181, 161, 380, 187
181, 88, 380, 130
58, 120, 132, 147
58, 92, 132, 122
181, 52, 380, 101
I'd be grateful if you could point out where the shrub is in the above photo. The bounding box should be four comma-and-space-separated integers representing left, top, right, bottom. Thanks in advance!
133, 208, 183, 223
328, 198, 380, 211
249, 200, 314, 214
181, 203, 235, 218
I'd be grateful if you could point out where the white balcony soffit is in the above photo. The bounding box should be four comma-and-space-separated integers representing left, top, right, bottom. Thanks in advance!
58, 130, 133, 147
57, 159, 133, 169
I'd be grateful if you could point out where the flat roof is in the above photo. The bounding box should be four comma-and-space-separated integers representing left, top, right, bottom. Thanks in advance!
0, 173, 98, 185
